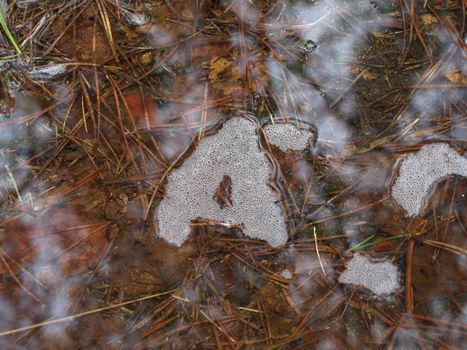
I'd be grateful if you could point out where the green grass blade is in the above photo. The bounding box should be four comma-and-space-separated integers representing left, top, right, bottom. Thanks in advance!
345, 234, 375, 253
4, 164, 23, 202
0, 9, 22, 55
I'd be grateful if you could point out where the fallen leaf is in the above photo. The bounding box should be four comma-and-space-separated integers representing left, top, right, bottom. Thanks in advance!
421, 13, 439, 27
351, 66, 361, 75
363, 70, 377, 81
209, 57, 242, 97
1, 206, 109, 285
123, 92, 161, 127
208, 57, 231, 81
443, 71, 467, 85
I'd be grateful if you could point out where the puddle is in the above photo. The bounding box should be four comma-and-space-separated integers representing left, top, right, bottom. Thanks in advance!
0, 0, 466, 348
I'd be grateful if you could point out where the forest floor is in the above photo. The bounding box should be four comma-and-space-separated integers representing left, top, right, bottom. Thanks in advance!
0, 0, 466, 349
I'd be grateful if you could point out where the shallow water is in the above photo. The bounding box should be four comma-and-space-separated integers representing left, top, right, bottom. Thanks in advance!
0, 0, 466, 349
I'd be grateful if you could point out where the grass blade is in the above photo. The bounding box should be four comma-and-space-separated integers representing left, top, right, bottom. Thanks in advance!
0, 6, 22, 55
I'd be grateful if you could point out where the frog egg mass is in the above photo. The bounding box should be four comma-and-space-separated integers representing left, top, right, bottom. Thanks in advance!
155, 117, 289, 247
263, 122, 315, 152
391, 143, 467, 216
338, 254, 400, 295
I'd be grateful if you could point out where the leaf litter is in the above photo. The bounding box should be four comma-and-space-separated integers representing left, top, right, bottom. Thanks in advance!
0, 0, 466, 348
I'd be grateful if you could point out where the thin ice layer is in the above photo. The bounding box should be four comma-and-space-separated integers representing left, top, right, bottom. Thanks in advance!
264, 123, 314, 152
155, 117, 288, 247
391, 143, 467, 216
338, 254, 400, 295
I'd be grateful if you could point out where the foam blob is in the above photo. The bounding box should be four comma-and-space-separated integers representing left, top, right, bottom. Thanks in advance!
155, 116, 288, 247
391, 143, 467, 216
263, 123, 315, 152
338, 254, 400, 295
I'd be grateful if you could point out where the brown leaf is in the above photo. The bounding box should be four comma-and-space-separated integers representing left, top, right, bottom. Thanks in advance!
209, 57, 232, 81
363, 70, 377, 81
1, 207, 109, 285
443, 71, 467, 85
420, 13, 439, 27
123, 92, 161, 127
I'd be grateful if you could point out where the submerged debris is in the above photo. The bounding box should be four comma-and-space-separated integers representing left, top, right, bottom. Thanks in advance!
121, 8, 150, 26
155, 116, 289, 247
338, 254, 400, 295
281, 269, 293, 279
391, 143, 467, 216
5, 61, 69, 79
27, 63, 68, 79
264, 122, 315, 152
1, 206, 109, 285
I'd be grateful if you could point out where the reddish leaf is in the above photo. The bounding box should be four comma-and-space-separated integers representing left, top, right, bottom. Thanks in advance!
123, 92, 161, 127
1, 207, 109, 284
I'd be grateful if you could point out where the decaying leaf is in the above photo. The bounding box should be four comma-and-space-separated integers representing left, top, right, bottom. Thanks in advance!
123, 92, 161, 127
1, 206, 109, 285
420, 13, 439, 27
443, 71, 467, 85
363, 70, 377, 81
208, 57, 242, 97
208, 57, 232, 81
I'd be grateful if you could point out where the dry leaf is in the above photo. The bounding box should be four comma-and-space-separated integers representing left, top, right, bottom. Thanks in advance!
363, 70, 377, 81
123, 92, 161, 127
209, 57, 231, 81
351, 66, 361, 75
209, 57, 242, 97
443, 71, 467, 85
421, 13, 439, 27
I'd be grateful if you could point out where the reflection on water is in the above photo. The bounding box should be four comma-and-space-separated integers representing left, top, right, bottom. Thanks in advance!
0, 0, 466, 348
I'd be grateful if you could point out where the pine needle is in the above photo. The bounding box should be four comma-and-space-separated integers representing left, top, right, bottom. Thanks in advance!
313, 226, 327, 277
0, 289, 175, 337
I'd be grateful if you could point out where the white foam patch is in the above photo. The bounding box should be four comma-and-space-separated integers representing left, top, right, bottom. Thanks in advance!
338, 254, 400, 295
391, 143, 467, 216
155, 117, 288, 247
264, 123, 314, 152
